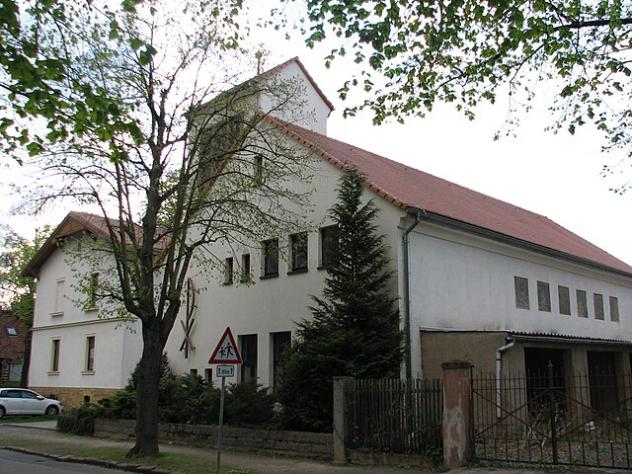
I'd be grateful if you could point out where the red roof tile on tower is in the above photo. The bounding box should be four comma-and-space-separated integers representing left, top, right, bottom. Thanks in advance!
268, 117, 632, 276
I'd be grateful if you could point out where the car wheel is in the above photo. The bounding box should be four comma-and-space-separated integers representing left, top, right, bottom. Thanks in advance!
45, 405, 59, 416
0, 406, 5, 419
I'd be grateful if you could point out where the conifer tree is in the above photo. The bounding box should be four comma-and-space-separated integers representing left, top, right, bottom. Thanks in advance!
279, 168, 402, 431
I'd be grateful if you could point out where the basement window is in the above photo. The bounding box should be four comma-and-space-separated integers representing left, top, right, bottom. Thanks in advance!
537, 281, 551, 312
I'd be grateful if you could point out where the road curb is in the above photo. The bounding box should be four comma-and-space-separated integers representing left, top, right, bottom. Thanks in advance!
3, 423, 56, 431
1, 446, 173, 473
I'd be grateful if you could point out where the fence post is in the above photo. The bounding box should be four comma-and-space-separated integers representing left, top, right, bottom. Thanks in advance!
442, 360, 473, 470
333, 376, 352, 464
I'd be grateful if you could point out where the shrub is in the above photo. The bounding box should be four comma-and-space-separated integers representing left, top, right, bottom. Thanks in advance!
98, 388, 136, 420
100, 357, 275, 427
160, 373, 220, 424
225, 381, 274, 427
57, 404, 101, 435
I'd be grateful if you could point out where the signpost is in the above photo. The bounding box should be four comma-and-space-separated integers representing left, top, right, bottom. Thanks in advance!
208, 327, 242, 474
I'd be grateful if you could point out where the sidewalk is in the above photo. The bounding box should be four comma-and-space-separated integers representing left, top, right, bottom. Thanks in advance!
0, 424, 426, 474
0, 423, 620, 474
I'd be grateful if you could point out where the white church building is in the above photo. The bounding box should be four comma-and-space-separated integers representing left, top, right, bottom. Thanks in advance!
24, 58, 632, 407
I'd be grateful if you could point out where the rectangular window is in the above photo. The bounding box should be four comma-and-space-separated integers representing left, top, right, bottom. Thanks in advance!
239, 334, 258, 383
53, 279, 65, 314
514, 276, 529, 309
558, 285, 571, 315
594, 293, 605, 320
190, 368, 198, 377
241, 253, 251, 283
290, 232, 308, 272
577, 289, 588, 318
51, 339, 60, 372
204, 368, 212, 383
271, 331, 291, 389
537, 281, 551, 312
610, 296, 620, 322
254, 155, 263, 184
262, 239, 279, 278
85, 336, 95, 372
86, 273, 98, 310
320, 225, 339, 269
224, 257, 234, 285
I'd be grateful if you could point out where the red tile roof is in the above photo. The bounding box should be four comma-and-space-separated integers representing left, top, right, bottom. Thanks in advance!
0, 310, 26, 361
269, 117, 632, 276
22, 212, 169, 277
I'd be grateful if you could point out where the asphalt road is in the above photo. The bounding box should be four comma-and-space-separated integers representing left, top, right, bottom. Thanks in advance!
0, 449, 129, 474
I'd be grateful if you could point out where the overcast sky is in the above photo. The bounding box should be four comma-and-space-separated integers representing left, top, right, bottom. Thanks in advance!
2, 1, 632, 266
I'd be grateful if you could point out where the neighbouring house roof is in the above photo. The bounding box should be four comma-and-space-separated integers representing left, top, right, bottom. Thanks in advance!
22, 211, 169, 277
268, 116, 632, 277
0, 309, 26, 361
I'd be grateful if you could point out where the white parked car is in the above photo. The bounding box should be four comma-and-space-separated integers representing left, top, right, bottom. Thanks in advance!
0, 388, 63, 418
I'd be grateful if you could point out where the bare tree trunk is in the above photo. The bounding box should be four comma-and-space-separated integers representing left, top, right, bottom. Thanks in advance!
127, 321, 162, 456
20, 327, 32, 387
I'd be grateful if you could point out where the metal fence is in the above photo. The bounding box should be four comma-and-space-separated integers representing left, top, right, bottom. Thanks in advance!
343, 378, 442, 455
472, 365, 632, 469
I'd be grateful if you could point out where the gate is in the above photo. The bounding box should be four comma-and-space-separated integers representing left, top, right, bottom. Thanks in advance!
471, 363, 632, 469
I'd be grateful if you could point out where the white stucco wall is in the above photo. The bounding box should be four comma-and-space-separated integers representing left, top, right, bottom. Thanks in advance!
404, 221, 632, 377
258, 60, 330, 135
29, 243, 142, 389
164, 154, 403, 387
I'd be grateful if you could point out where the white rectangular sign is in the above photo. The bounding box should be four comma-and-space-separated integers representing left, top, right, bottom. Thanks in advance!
216, 365, 235, 378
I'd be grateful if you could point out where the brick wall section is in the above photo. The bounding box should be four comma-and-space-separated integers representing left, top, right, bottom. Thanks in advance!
29, 387, 119, 409
95, 418, 333, 460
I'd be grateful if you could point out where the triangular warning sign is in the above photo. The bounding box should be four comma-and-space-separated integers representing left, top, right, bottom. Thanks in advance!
209, 327, 242, 364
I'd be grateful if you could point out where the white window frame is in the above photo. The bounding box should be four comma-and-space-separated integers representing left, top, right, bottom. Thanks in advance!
51, 278, 65, 316
83, 335, 96, 374
49, 338, 60, 374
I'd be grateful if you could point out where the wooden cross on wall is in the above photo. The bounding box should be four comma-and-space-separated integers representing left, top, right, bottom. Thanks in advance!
179, 278, 196, 358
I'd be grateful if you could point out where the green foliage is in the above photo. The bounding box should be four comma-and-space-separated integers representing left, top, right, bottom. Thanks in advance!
0, 225, 52, 385
98, 389, 137, 420
278, 169, 402, 432
57, 404, 101, 436
102, 357, 274, 427
0, 225, 51, 320
299, 1, 632, 169
224, 381, 275, 427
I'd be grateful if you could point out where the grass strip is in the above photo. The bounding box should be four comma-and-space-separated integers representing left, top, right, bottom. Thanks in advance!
2, 438, 255, 474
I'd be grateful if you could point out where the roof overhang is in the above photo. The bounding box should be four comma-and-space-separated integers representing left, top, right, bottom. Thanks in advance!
508, 332, 632, 348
